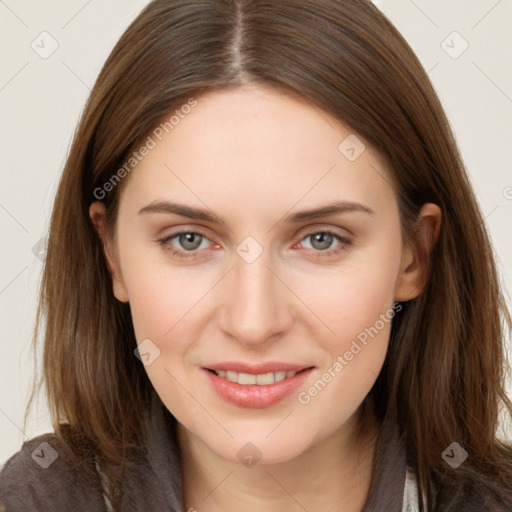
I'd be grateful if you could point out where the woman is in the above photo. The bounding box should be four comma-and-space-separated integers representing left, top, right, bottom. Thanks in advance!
1, 0, 511, 511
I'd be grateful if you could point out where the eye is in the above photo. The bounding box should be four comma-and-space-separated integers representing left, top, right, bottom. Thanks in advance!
298, 230, 352, 257
158, 228, 352, 261
158, 230, 213, 260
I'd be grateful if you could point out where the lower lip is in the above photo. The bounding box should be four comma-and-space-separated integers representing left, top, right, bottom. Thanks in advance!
203, 368, 313, 408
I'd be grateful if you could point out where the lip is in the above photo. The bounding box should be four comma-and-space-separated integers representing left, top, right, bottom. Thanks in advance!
202, 363, 314, 409
205, 361, 311, 374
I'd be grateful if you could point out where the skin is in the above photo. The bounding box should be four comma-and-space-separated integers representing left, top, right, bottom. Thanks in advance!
90, 84, 441, 512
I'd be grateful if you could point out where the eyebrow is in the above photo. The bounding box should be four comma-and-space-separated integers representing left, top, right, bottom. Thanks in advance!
138, 199, 375, 224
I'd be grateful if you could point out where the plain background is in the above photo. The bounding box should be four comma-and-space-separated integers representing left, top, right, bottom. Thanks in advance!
1, 0, 511, 464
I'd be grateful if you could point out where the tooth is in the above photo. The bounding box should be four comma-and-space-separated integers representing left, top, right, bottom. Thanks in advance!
256, 372, 275, 385
226, 371, 238, 383
238, 372, 257, 385
274, 371, 287, 382
216, 370, 300, 385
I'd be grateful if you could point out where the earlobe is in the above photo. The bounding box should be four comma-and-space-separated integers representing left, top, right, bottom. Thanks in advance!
394, 203, 442, 302
89, 201, 129, 303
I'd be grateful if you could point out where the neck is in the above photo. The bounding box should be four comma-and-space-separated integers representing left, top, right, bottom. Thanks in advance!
178, 399, 380, 512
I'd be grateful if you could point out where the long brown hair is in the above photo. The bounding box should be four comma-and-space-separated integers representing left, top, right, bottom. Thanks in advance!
26, 0, 512, 510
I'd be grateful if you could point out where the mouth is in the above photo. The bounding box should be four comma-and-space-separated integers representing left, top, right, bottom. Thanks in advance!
207, 368, 308, 385
203, 363, 315, 408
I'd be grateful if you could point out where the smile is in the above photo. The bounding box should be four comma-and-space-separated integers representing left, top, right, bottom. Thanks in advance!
203, 364, 314, 408
210, 369, 301, 385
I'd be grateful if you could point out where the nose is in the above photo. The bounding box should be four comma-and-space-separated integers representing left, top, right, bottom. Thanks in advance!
218, 246, 294, 347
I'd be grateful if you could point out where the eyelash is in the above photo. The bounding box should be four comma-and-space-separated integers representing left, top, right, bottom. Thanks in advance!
158, 229, 352, 261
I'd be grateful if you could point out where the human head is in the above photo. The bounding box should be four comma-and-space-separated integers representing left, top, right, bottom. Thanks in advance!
90, 81, 441, 466
33, 1, 511, 509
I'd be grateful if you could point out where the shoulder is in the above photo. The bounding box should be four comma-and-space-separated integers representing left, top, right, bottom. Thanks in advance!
458, 489, 512, 512
402, 466, 511, 512
0, 433, 106, 512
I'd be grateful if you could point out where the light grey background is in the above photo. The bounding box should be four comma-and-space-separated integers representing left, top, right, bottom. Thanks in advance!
1, 0, 511, 464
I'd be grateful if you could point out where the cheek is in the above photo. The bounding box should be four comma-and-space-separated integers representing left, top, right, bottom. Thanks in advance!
298, 242, 401, 348
123, 271, 174, 342
308, 276, 395, 396
120, 258, 208, 412
118, 237, 212, 342
294, 286, 397, 435
293, 240, 401, 409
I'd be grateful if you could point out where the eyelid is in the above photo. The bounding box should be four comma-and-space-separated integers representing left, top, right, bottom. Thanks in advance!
158, 225, 353, 259
296, 228, 352, 253
158, 228, 218, 251
158, 226, 215, 243
298, 224, 352, 239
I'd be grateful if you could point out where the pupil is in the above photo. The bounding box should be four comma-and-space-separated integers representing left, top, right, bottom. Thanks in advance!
181, 233, 201, 250
313, 233, 331, 250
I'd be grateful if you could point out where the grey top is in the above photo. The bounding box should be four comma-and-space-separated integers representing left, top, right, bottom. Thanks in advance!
0, 393, 503, 511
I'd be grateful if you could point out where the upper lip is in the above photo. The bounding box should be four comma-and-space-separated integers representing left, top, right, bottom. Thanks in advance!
204, 362, 314, 374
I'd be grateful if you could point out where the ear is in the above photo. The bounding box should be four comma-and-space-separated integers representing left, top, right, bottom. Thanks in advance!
395, 203, 442, 302
89, 201, 129, 303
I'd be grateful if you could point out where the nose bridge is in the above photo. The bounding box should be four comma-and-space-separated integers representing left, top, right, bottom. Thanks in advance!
219, 240, 292, 345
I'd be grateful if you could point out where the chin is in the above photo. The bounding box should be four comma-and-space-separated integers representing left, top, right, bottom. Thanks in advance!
207, 431, 315, 467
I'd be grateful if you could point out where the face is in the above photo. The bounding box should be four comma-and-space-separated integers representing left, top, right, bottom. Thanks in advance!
92, 84, 424, 465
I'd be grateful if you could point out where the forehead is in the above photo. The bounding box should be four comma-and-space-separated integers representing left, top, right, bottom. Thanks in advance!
119, 84, 397, 223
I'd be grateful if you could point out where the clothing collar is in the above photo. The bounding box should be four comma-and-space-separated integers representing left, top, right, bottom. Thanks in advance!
362, 408, 408, 511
